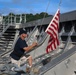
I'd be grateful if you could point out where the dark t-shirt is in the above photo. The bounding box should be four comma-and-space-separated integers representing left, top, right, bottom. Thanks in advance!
10, 37, 28, 60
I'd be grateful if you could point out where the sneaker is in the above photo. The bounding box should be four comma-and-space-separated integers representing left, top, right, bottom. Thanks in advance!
27, 64, 32, 68
11, 67, 15, 71
14, 68, 25, 73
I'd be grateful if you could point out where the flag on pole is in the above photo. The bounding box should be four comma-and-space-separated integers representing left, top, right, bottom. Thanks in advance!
45, 9, 60, 53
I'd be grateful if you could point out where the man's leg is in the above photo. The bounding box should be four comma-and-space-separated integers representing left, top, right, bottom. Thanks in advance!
21, 55, 32, 67
27, 56, 32, 67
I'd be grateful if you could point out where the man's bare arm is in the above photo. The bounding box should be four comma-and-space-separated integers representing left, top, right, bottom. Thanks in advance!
23, 42, 37, 52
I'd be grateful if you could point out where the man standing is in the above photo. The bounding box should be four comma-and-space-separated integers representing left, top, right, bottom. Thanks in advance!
10, 28, 37, 70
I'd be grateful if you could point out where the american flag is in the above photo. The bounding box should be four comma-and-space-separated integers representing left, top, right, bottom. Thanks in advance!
45, 9, 60, 53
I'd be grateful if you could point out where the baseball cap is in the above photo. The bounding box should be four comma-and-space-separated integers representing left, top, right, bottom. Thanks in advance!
19, 28, 27, 35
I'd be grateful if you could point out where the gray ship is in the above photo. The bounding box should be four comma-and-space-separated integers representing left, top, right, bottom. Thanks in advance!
0, 10, 76, 75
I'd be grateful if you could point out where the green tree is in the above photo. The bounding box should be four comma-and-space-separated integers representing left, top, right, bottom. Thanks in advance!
26, 12, 50, 22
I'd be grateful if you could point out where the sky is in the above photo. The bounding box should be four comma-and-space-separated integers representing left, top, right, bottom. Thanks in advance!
0, 0, 76, 15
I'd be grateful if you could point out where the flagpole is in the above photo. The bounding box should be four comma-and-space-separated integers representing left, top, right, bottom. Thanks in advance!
57, 0, 62, 53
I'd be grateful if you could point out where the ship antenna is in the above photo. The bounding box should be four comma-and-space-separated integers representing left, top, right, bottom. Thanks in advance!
32, 0, 51, 67
59, 0, 62, 8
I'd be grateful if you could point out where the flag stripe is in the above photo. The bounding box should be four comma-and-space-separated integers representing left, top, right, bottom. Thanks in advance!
51, 24, 57, 30
49, 26, 57, 35
50, 25, 57, 33
49, 27, 57, 38
53, 20, 58, 29
55, 17, 58, 20
47, 31, 54, 39
52, 22, 58, 29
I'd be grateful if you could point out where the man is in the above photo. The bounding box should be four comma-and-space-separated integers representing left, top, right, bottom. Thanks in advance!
10, 28, 37, 69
